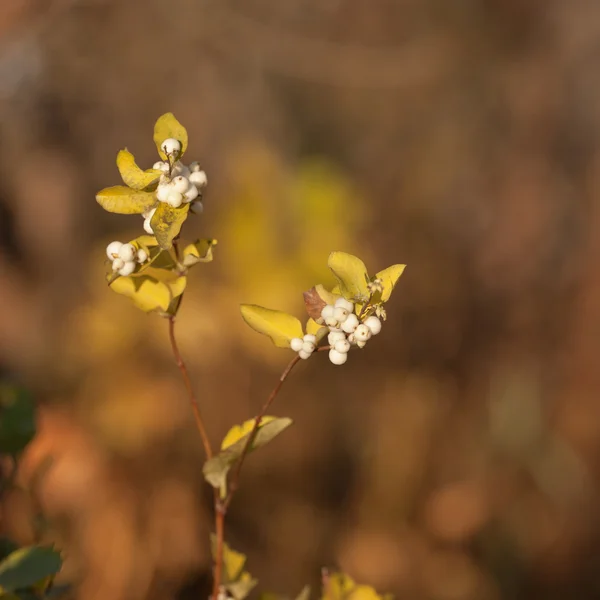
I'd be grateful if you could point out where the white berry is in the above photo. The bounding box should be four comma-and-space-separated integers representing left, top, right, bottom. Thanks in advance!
298, 349, 312, 360
329, 348, 348, 365
341, 313, 359, 333
328, 331, 346, 345
356, 340, 367, 348
136, 248, 148, 263
172, 162, 190, 178
334, 297, 354, 312
118, 243, 136, 262
162, 138, 181, 156
112, 257, 124, 271
290, 337, 303, 352
167, 190, 184, 208
118, 261, 136, 277
153, 161, 169, 173
333, 306, 349, 323
334, 339, 351, 354
364, 315, 382, 335
189, 161, 201, 172
189, 170, 208, 189
184, 185, 199, 202
106, 241, 123, 259
321, 305, 335, 320
172, 176, 189, 193
303, 334, 316, 344
156, 182, 172, 202
354, 324, 372, 343
301, 341, 315, 354
190, 201, 204, 214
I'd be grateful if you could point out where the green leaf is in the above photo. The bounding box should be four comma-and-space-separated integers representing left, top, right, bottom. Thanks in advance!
0, 546, 61, 593
203, 417, 292, 490
0, 386, 35, 455
182, 239, 217, 267
375, 264, 405, 303
328, 252, 370, 302
96, 186, 157, 215
221, 416, 277, 450
109, 275, 173, 313
153, 113, 188, 160
240, 305, 304, 348
150, 203, 190, 250
116, 149, 161, 190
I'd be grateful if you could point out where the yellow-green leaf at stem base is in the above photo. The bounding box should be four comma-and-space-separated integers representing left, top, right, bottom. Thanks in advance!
202, 417, 292, 490
323, 573, 389, 600
306, 318, 327, 341
240, 305, 304, 348
153, 113, 188, 160
227, 572, 258, 600
0, 546, 62, 593
375, 264, 406, 302
116, 149, 161, 190
96, 186, 157, 215
328, 252, 370, 302
221, 416, 277, 450
210, 536, 246, 582
151, 202, 190, 250
182, 238, 217, 267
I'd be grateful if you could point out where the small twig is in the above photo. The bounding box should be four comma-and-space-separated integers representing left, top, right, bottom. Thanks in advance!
168, 315, 213, 460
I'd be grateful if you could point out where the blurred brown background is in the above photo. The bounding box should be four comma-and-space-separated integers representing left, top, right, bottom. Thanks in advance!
2, 0, 600, 599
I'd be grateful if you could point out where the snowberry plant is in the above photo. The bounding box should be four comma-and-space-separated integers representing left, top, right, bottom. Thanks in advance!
96, 113, 405, 600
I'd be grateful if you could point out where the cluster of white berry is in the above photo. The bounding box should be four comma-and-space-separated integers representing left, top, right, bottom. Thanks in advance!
289, 297, 382, 366
289, 334, 318, 360
143, 138, 208, 234
106, 241, 148, 276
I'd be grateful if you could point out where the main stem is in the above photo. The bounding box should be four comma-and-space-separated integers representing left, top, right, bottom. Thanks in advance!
168, 316, 213, 460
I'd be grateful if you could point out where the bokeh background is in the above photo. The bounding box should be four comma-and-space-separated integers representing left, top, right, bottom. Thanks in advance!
2, 1, 600, 599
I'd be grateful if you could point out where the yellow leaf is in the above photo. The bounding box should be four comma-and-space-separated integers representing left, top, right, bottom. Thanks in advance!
210, 536, 246, 582
240, 305, 304, 348
116, 149, 161, 190
306, 318, 327, 341
96, 186, 157, 215
328, 252, 370, 301
323, 573, 385, 600
314, 284, 339, 306
153, 112, 188, 160
110, 275, 172, 312
375, 264, 405, 302
151, 202, 190, 250
183, 238, 218, 267
221, 416, 277, 450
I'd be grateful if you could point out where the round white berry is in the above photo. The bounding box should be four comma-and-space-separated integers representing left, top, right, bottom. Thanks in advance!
167, 190, 184, 208
303, 334, 317, 344
162, 138, 181, 156
298, 349, 312, 360
143, 218, 154, 234
172, 176, 190, 193
172, 162, 190, 178
190, 200, 204, 214
153, 161, 169, 173
334, 339, 351, 354
301, 341, 315, 354
290, 337, 303, 352
321, 304, 335, 320
118, 243, 136, 262
118, 261, 136, 277
354, 324, 372, 343
329, 348, 348, 365
106, 241, 123, 260
333, 306, 349, 323
189, 170, 208, 189
328, 331, 346, 345
184, 184, 199, 202
156, 182, 172, 202
325, 317, 339, 328
334, 297, 354, 312
136, 248, 148, 263
112, 257, 125, 271
189, 161, 201, 172
356, 340, 367, 349
341, 313, 359, 333
364, 315, 382, 335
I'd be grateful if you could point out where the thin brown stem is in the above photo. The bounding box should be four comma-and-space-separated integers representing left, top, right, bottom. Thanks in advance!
223, 354, 301, 510
212, 505, 225, 600
168, 315, 213, 460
